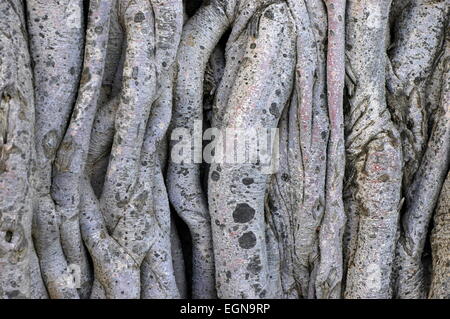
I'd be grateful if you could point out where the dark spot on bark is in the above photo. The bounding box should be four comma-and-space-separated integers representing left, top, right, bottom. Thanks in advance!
250, 43, 256, 49
275, 89, 281, 96
242, 177, 254, 185
122, 95, 131, 104
281, 173, 289, 182
247, 255, 262, 274
69, 67, 76, 75
46, 59, 55, 67
379, 174, 390, 182
252, 283, 262, 293
238, 231, 257, 249
406, 120, 414, 130
162, 61, 167, 67
233, 203, 255, 223
321, 131, 327, 140
132, 66, 139, 79
211, 171, 220, 181
5, 290, 23, 298
5, 230, 13, 243
264, 10, 274, 20
226, 271, 232, 279
115, 193, 128, 208
414, 77, 424, 86
268, 199, 278, 212
94, 26, 103, 34
134, 12, 145, 23
269, 103, 279, 117
215, 219, 225, 230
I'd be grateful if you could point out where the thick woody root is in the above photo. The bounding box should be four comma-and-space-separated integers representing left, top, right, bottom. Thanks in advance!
87, 0, 124, 197
209, 0, 281, 130
87, 96, 120, 197
429, 172, 450, 299
387, 0, 447, 190
168, 1, 283, 297
167, 0, 232, 299
80, 176, 141, 299
100, 0, 157, 233
26, 0, 85, 299
141, 0, 184, 298
316, 0, 346, 299
201, 46, 226, 195
140, 158, 180, 298
267, 94, 302, 298
80, 0, 155, 299
292, 0, 329, 299
394, 40, 450, 299
256, 0, 337, 299
85, 0, 157, 298
80, 0, 182, 299
211, 32, 247, 129
208, 2, 296, 299
267, 0, 329, 298
47, 0, 112, 298
0, 0, 35, 299
97, 0, 124, 107
141, 68, 181, 299
343, 0, 403, 299
152, 0, 183, 86
204, 47, 225, 126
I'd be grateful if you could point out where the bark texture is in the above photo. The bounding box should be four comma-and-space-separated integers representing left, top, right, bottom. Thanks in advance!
0, 0, 448, 299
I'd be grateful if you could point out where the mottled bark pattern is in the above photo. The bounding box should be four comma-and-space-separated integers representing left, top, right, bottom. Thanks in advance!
0, 0, 448, 299
344, 0, 402, 299
0, 0, 35, 299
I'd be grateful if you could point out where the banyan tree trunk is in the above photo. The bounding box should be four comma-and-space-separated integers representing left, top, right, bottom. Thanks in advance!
0, 0, 448, 299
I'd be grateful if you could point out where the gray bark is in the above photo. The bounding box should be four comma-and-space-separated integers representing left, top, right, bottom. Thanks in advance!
0, 0, 448, 299
0, 0, 35, 299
